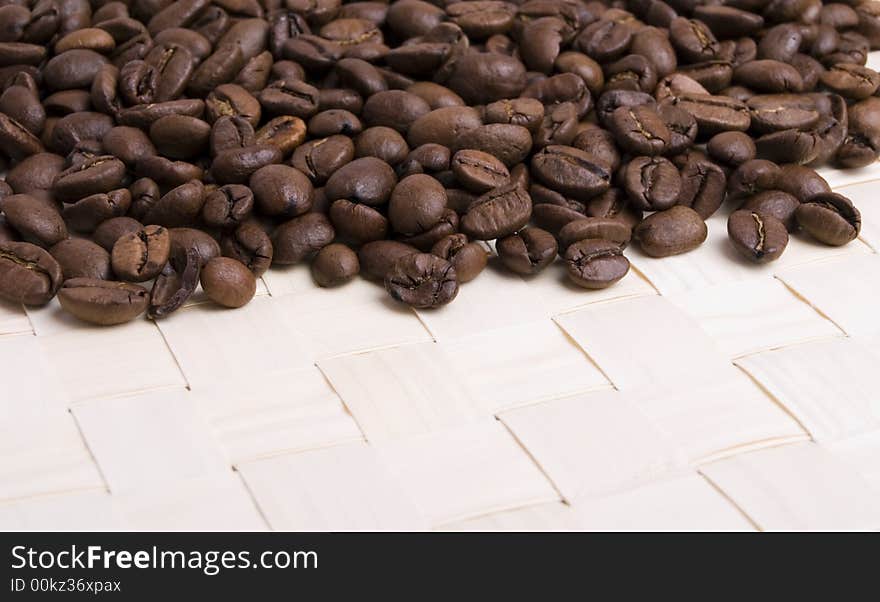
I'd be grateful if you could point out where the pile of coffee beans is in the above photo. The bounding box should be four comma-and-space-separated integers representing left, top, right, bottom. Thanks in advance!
0, 0, 876, 323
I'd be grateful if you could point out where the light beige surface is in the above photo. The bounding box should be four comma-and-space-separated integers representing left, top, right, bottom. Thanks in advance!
3, 112, 880, 535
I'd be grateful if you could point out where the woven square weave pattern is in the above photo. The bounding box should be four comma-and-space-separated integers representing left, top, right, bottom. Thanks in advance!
4, 104, 880, 534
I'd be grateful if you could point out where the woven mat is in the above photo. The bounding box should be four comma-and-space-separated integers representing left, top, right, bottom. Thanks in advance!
4, 97, 880, 535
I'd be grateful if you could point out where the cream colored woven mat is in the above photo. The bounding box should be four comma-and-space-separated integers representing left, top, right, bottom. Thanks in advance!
4, 102, 880, 535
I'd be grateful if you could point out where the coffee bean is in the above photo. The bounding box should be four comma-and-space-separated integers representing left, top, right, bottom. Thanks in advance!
150, 115, 211, 160
211, 145, 282, 184
0, 193, 67, 247
149, 246, 200, 318
820, 64, 880, 100
250, 164, 314, 218
49, 238, 112, 281
607, 105, 670, 156
728, 159, 782, 201
170, 227, 221, 267
747, 94, 820, 134
451, 149, 510, 193
254, 116, 307, 156
63, 188, 131, 233
742, 190, 800, 231
727, 210, 789, 263
430, 233, 487, 283
670, 94, 751, 136
531, 145, 611, 201
387, 174, 447, 236
272, 212, 335, 265
482, 98, 545, 134
634, 205, 708, 257
755, 129, 822, 164
325, 157, 397, 206
795, 192, 861, 246
384, 252, 458, 308
202, 184, 254, 230
143, 180, 205, 228
311, 243, 359, 287
358, 240, 419, 281
0, 240, 63, 305
623, 156, 682, 211
111, 224, 171, 282
93, 217, 143, 252
355, 127, 409, 166
330, 199, 388, 244
564, 238, 630, 289
497, 228, 557, 275
558, 218, 632, 252
670, 17, 720, 63
58, 278, 149, 324
200, 256, 256, 308
407, 106, 482, 149
775, 164, 831, 203
707, 132, 756, 168
461, 183, 531, 240
220, 222, 272, 276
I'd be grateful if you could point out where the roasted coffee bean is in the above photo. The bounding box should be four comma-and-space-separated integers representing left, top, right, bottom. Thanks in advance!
531, 145, 611, 201
0, 112, 44, 160
531, 203, 586, 236
149, 246, 200, 318
355, 127, 409, 165
564, 238, 630, 289
170, 227, 221, 267
0, 194, 67, 247
670, 94, 750, 136
118, 99, 206, 130
43, 49, 107, 91
571, 127, 620, 172
206, 83, 262, 127
607, 105, 670, 156
258, 78, 320, 119
558, 218, 632, 252
461, 183, 531, 240
747, 94, 819, 134
129, 178, 160, 221
147, 115, 210, 161
670, 17, 720, 63
0, 241, 63, 305
58, 278, 149, 324
142, 180, 204, 229
634, 205, 708, 257
272, 212, 335, 264
657, 104, 698, 155
407, 106, 482, 149
63, 189, 131, 233
210, 116, 255, 157
358, 240, 418, 281
451, 149, 510, 193
677, 156, 727, 219
330, 198, 388, 244
482, 98, 545, 134
200, 256, 256, 308
728, 159, 782, 201
215, 220, 269, 277
728, 210, 789, 263
362, 90, 431, 133
795, 192, 861, 246
291, 135, 355, 185
49, 238, 112, 281
93, 217, 143, 252
820, 64, 880, 100
630, 26, 677, 79
755, 129, 822, 164
775, 164, 831, 202
707, 132, 756, 167
623, 156, 682, 212
324, 157, 397, 206
577, 19, 633, 63
103, 126, 156, 168
111, 224, 171, 282
6, 153, 65, 196
496, 228, 557, 275
384, 252, 458, 308
0, 84, 44, 135
311, 243, 359, 287
202, 184, 253, 230
250, 164, 314, 218
388, 174, 447, 236
211, 145, 282, 184
742, 190, 801, 231
430, 233, 487, 283
254, 116, 307, 156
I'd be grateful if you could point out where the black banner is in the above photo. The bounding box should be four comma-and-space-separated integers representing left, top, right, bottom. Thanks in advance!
0, 532, 871, 598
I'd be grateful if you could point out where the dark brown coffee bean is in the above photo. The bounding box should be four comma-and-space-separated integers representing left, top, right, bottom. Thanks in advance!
607, 105, 670, 156
250, 164, 314, 218
0, 84, 44, 136
531, 145, 611, 201
670, 17, 720, 63
254, 116, 307, 156
354, 127, 409, 165
461, 183, 531, 240
148, 246, 200, 319
211, 145, 282, 184
291, 135, 355, 185
118, 99, 206, 130
0, 240, 63, 305
93, 216, 143, 252
111, 224, 171, 282
406, 106, 482, 149
311, 242, 359, 287
169, 227, 221, 268
210, 115, 255, 157
388, 174, 447, 236
657, 103, 698, 155
202, 184, 253, 230
49, 238, 112, 280
206, 83, 262, 127
329, 198, 388, 244
358, 240, 418, 281
103, 126, 156, 168
0, 193, 67, 247
258, 78, 320, 119
795, 192, 861, 246
728, 209, 789, 263
577, 19, 633, 63
496, 227, 558, 275
362, 90, 431, 133
670, 94, 751, 136
430, 233, 487, 283
200, 256, 256, 308
564, 238, 630, 289
623, 156, 682, 211
747, 94, 819, 134
728, 159, 782, 201
707, 131, 756, 167
558, 218, 632, 252
0, 112, 44, 160
58, 278, 149, 324
677, 156, 727, 219
272, 212, 335, 264
820, 63, 880, 100
634, 205, 708, 257
188, 43, 245, 98
451, 149, 510, 193
755, 129, 822, 164
5, 153, 65, 196
63, 188, 131, 233
43, 49, 107, 91
775, 164, 831, 202
129, 178, 160, 222
384, 252, 458, 308
570, 127, 620, 172
219, 221, 272, 276
324, 157, 397, 206
148, 115, 211, 160
142, 180, 205, 228
742, 190, 801, 231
